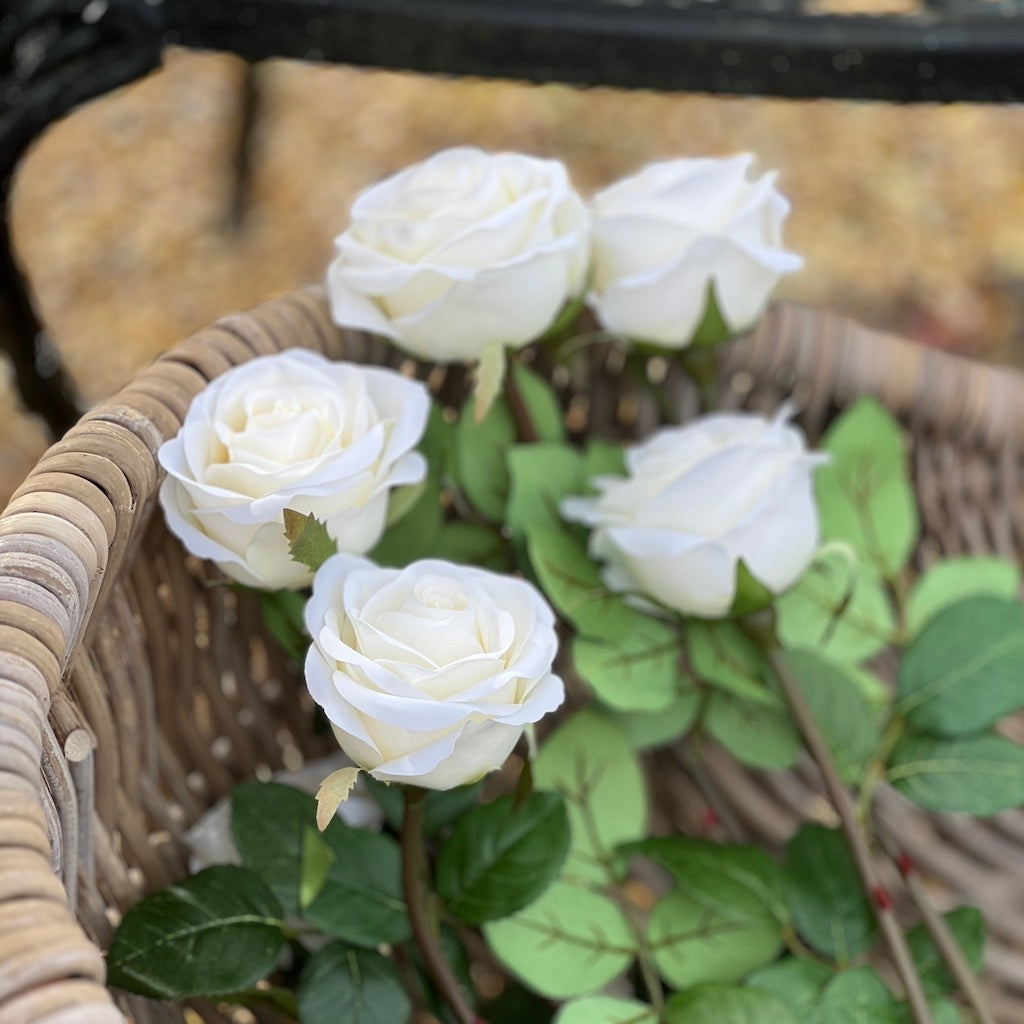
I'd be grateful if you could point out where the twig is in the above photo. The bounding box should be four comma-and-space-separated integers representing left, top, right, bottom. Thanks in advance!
877, 835, 996, 1024
401, 788, 482, 1024
767, 648, 934, 1024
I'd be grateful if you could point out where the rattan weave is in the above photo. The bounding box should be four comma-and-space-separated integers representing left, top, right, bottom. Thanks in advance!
0, 288, 1021, 1023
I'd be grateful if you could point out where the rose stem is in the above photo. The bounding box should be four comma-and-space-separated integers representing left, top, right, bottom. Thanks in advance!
766, 647, 934, 1024
876, 832, 996, 1024
401, 787, 482, 1024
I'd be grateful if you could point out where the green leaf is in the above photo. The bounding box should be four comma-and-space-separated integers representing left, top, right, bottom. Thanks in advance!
362, 777, 484, 837
573, 617, 683, 712
886, 733, 1024, 815
776, 551, 895, 663
432, 521, 508, 571
666, 983, 798, 1024
419, 399, 457, 478
907, 906, 985, 996
815, 398, 918, 576
686, 620, 778, 708
304, 821, 409, 947
507, 443, 585, 539
484, 882, 635, 999
299, 826, 335, 910
454, 392, 516, 521
385, 480, 427, 528
368, 475, 443, 567
783, 649, 879, 785
436, 791, 570, 924
689, 281, 734, 349
897, 596, 1024, 736
106, 865, 284, 1000
784, 824, 876, 961
231, 782, 321, 915
703, 691, 801, 770
807, 967, 902, 1024
746, 957, 834, 1015
627, 837, 788, 926
583, 440, 626, 482
555, 996, 657, 1024
907, 556, 1021, 636
259, 589, 308, 664
647, 883, 783, 988
619, 693, 701, 749
510, 363, 566, 442
527, 524, 649, 642
283, 509, 337, 573
534, 709, 646, 885
297, 944, 410, 1024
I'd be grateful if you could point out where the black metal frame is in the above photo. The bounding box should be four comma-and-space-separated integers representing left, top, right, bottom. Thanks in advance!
4, 0, 1024, 433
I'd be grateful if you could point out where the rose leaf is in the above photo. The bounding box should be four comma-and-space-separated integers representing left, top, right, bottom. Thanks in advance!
297, 944, 410, 1024
283, 508, 337, 573
666, 984, 798, 1024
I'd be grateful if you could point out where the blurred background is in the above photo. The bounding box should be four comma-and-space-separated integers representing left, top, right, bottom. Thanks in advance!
5, 49, 1024, 505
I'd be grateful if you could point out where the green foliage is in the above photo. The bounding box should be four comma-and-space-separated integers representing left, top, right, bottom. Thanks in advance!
776, 552, 895, 663
299, 826, 335, 910
783, 650, 879, 785
106, 865, 284, 999
618, 694, 702, 749
784, 824, 876, 961
283, 508, 337, 572
906, 556, 1020, 636
534, 710, 647, 884
259, 590, 308, 664
431, 521, 508, 570
703, 691, 801, 770
527, 524, 650, 642
583, 439, 626, 481
907, 907, 985, 995
484, 882, 635, 999
296, 944, 410, 1024
686, 620, 777, 707
573, 617, 682, 712
688, 282, 734, 349
666, 983, 798, 1024
746, 957, 834, 1015
510, 363, 566, 442
897, 596, 1024, 736
363, 777, 484, 836
814, 398, 918, 576
807, 967, 901, 1024
554, 996, 657, 1024
454, 391, 516, 521
369, 475, 443, 566
627, 837, 788, 926
646, 883, 782, 988
231, 782, 323, 915
886, 733, 1024, 815
506, 443, 584, 539
436, 791, 571, 924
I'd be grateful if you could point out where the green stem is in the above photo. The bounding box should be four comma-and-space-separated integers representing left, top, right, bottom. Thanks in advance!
401, 788, 480, 1024
678, 346, 719, 412
504, 361, 539, 443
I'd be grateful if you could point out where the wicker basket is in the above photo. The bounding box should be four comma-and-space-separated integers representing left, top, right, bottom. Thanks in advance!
0, 288, 1021, 1024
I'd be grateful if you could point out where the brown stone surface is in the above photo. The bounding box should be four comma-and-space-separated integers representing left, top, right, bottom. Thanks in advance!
5, 49, 1024, 506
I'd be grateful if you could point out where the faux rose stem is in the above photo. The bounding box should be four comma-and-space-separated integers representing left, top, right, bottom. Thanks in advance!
401, 788, 481, 1024
504, 365, 540, 443
767, 648, 934, 1024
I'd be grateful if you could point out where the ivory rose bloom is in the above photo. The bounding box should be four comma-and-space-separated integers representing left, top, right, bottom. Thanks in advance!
304, 555, 564, 790
562, 410, 826, 618
326, 147, 591, 361
158, 350, 429, 590
588, 154, 802, 347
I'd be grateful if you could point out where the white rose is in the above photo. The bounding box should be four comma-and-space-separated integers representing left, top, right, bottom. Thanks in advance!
562, 409, 826, 618
326, 147, 591, 362
588, 154, 802, 347
158, 350, 430, 590
304, 555, 564, 790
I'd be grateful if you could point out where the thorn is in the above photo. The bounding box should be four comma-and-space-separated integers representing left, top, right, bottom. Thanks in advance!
700, 807, 719, 832
896, 852, 915, 877
873, 885, 894, 911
